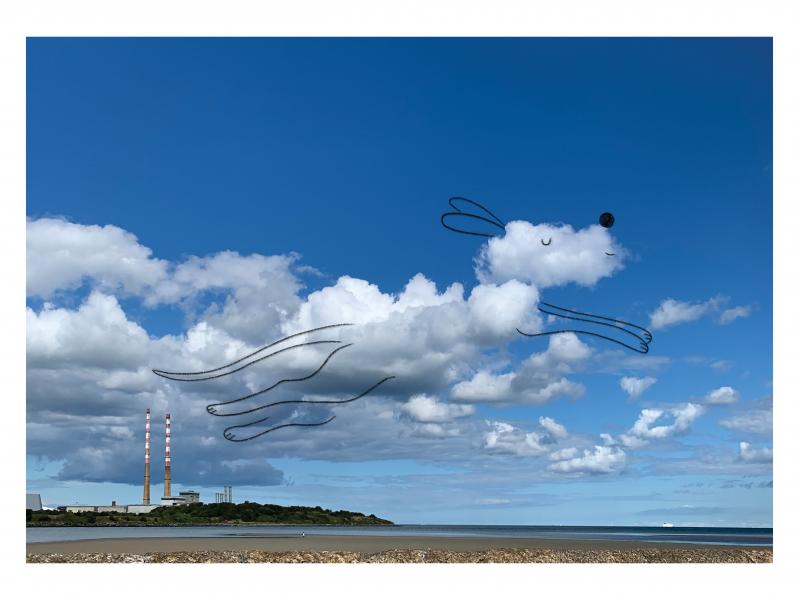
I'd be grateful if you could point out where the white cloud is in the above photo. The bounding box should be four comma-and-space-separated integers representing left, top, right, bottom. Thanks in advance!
412, 423, 463, 438
599, 433, 617, 446
475, 220, 626, 288
738, 442, 772, 463
401, 395, 475, 423
649, 296, 750, 330
538, 416, 568, 439
27, 218, 169, 299
649, 296, 725, 330
465, 280, 542, 342
548, 445, 626, 474
619, 376, 657, 399
483, 421, 548, 457
27, 291, 155, 370
619, 403, 705, 448
720, 409, 772, 435
151, 251, 304, 343
548, 447, 579, 461
704, 386, 740, 405
22, 215, 672, 487
451, 333, 590, 405
719, 306, 752, 324
710, 360, 734, 372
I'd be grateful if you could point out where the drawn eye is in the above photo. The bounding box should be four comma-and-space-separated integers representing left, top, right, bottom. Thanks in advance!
599, 212, 615, 228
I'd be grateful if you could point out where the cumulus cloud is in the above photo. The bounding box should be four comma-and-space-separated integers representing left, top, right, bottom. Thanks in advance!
538, 416, 568, 440
619, 403, 705, 448
451, 333, 590, 404
23, 214, 646, 487
27, 218, 169, 299
482, 415, 573, 459
738, 442, 772, 463
548, 445, 626, 474
27, 291, 154, 370
27, 218, 558, 485
153, 251, 304, 343
476, 220, 626, 288
704, 386, 740, 405
483, 421, 548, 457
401, 395, 475, 423
619, 376, 657, 399
548, 447, 579, 461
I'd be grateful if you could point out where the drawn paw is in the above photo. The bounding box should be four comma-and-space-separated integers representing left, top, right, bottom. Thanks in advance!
207, 406, 217, 415
643, 331, 653, 343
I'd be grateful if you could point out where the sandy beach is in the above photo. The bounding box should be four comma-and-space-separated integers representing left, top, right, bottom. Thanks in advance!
26, 535, 773, 563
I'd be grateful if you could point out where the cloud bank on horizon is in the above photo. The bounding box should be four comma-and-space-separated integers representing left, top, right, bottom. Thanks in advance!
26, 216, 765, 487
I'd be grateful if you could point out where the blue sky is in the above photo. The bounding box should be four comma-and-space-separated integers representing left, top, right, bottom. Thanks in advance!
26, 37, 772, 525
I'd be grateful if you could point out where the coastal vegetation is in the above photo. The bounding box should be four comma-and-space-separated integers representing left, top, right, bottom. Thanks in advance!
26, 502, 393, 527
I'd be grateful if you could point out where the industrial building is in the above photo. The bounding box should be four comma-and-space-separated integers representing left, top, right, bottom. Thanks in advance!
63, 501, 127, 513
26, 493, 43, 511
179, 490, 200, 503
56, 409, 201, 514
214, 486, 233, 503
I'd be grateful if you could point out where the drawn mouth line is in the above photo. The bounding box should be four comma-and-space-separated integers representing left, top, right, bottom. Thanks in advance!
605, 251, 615, 256
541, 238, 552, 246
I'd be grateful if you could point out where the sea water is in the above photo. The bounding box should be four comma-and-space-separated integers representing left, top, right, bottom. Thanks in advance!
26, 524, 772, 546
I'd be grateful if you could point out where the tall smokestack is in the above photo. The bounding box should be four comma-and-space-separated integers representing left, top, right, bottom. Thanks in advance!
164, 413, 171, 498
143, 409, 151, 505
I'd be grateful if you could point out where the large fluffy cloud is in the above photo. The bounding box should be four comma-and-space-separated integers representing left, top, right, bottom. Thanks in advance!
475, 220, 626, 288
27, 215, 729, 488
450, 333, 590, 404
27, 292, 154, 370
27, 218, 169, 299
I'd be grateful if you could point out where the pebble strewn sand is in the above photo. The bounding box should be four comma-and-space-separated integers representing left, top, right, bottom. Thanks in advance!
27, 548, 773, 563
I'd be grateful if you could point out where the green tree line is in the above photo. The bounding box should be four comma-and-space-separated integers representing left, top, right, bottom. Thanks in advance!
26, 502, 393, 527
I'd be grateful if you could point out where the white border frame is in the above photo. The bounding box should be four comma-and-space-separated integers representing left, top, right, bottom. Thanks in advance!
3, 2, 797, 599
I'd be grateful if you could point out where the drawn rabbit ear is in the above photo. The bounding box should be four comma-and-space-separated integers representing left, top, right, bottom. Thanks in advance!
441, 196, 506, 238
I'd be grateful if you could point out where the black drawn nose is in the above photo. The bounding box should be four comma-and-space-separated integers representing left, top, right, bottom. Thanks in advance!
541, 238, 552, 246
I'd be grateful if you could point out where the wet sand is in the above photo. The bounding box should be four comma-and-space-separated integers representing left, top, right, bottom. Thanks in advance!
26, 535, 772, 562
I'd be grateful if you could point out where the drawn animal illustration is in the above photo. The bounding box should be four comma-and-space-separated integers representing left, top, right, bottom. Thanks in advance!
154, 196, 652, 442
441, 196, 653, 354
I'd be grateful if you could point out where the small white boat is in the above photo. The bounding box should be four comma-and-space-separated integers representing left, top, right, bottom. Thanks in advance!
662, 522, 675, 528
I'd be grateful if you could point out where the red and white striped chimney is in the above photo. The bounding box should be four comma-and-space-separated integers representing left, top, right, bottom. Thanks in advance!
164, 413, 172, 498
143, 408, 151, 505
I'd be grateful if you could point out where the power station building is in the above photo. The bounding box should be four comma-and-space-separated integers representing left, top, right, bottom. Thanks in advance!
26, 494, 43, 511
59, 409, 201, 514
214, 486, 233, 503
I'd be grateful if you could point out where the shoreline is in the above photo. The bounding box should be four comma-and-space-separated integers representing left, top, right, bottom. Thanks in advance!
26, 534, 773, 563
